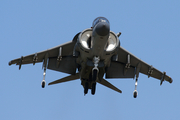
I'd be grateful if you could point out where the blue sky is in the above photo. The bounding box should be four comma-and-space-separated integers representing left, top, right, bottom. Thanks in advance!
1, 0, 180, 120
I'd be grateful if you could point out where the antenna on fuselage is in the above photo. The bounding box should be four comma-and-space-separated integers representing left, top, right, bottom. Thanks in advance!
117, 32, 121, 37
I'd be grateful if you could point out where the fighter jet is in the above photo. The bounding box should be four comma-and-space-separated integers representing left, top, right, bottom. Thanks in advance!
9, 17, 173, 98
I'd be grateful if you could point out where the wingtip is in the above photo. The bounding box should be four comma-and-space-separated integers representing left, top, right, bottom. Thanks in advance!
169, 78, 173, 83
48, 83, 52, 86
8, 61, 12, 66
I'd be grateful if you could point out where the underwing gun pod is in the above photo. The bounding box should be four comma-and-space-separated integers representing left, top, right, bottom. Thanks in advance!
9, 17, 173, 97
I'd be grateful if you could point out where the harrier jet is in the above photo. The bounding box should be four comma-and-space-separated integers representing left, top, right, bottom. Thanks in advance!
9, 17, 173, 98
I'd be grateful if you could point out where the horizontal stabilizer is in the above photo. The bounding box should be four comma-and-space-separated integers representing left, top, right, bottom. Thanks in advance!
97, 79, 122, 93
48, 73, 80, 85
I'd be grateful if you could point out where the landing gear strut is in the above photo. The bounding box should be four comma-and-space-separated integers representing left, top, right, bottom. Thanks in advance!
133, 63, 141, 98
41, 53, 48, 88
133, 79, 138, 98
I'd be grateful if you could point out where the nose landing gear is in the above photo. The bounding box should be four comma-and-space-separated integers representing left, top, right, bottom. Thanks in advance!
92, 56, 99, 81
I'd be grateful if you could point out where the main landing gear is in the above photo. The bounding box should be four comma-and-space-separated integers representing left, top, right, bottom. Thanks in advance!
83, 56, 99, 95
84, 82, 97, 95
83, 68, 97, 95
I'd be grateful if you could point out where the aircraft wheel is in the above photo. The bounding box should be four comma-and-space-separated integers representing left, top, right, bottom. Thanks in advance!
84, 82, 88, 94
41, 80, 46, 88
92, 69, 98, 81
133, 90, 138, 98
91, 83, 96, 95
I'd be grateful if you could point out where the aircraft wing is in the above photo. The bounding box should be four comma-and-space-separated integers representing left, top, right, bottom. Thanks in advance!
106, 46, 173, 85
9, 33, 80, 74
9, 41, 74, 65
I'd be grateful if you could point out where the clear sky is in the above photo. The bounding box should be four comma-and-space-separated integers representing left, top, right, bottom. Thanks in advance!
1, 0, 180, 120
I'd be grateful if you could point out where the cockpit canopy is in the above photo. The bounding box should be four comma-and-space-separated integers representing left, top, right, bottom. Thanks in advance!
92, 17, 110, 27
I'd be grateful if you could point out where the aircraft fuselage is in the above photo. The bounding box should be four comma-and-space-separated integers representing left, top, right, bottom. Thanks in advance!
73, 17, 120, 94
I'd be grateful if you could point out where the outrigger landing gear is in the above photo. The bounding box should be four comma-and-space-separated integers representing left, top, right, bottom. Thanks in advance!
41, 53, 48, 88
133, 90, 138, 98
41, 65, 47, 88
133, 79, 138, 98
133, 63, 141, 98
41, 80, 46, 88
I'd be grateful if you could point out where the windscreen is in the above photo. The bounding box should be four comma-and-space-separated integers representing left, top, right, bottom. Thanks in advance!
92, 17, 109, 27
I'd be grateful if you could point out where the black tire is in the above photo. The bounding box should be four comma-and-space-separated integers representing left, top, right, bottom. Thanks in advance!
91, 83, 96, 95
92, 69, 98, 81
42, 81, 45, 88
133, 91, 137, 98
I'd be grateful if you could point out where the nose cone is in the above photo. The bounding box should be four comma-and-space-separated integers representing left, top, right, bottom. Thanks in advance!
95, 22, 110, 36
